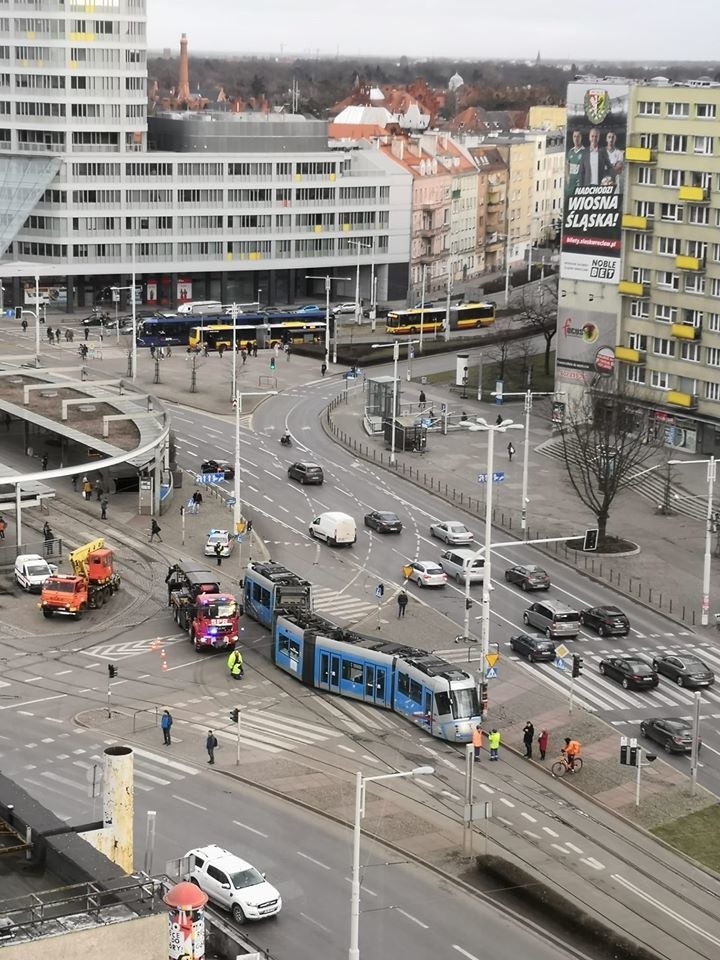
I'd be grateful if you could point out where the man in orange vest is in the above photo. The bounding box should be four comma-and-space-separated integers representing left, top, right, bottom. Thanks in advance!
472, 725, 483, 762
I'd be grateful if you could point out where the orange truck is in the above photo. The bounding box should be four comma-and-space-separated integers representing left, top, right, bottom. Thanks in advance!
40, 538, 120, 619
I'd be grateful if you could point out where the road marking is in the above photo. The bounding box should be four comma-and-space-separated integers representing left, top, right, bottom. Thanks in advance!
497, 816, 513, 826
499, 797, 515, 808
395, 908, 428, 928
297, 851, 330, 870
54, 670, 72, 676
453, 946, 480, 960
581, 857, 605, 870
613, 874, 720, 947
172, 795, 206, 811
565, 842, 584, 854
478, 782, 493, 793
344, 877, 377, 897
130, 746, 199, 775
40, 771, 88, 792
551, 843, 570, 854
0, 694, 66, 711
232, 820, 269, 838
523, 831, 541, 840
520, 812, 537, 822
542, 827, 559, 838
298, 912, 331, 933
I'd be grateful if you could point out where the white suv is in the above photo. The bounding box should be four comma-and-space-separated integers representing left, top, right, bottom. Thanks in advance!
184, 844, 282, 923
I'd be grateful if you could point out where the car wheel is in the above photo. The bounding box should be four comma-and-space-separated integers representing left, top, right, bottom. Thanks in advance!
309, 528, 315, 539
598, 625, 606, 637
42, 609, 54, 618
599, 663, 606, 675
663, 741, 674, 754
579, 613, 586, 625
529, 654, 536, 663
522, 613, 529, 625
231, 903, 246, 924
622, 678, 629, 689
545, 628, 552, 639
652, 660, 659, 671
640, 723, 648, 736
504, 571, 511, 582
417, 578, 425, 588
676, 676, 684, 687
455, 573, 463, 584
521, 581, 528, 591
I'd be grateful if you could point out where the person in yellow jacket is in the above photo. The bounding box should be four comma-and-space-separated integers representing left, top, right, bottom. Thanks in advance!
472, 725, 483, 762
227, 648, 244, 680
488, 728, 501, 761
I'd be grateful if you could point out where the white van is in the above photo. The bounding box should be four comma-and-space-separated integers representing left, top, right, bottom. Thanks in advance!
15, 554, 58, 592
176, 300, 223, 315
439, 548, 484, 584
309, 511, 356, 546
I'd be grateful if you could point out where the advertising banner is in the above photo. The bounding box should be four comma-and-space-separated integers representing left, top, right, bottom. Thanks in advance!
561, 81, 630, 284
556, 308, 616, 387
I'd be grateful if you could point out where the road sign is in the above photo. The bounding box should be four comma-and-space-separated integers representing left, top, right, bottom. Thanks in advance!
226, 496, 236, 506
555, 657, 566, 671
485, 666, 498, 680
235, 534, 244, 543
477, 473, 487, 483
195, 473, 225, 485
477, 472, 505, 484
554, 643, 570, 659
375, 583, 384, 598
485, 653, 499, 668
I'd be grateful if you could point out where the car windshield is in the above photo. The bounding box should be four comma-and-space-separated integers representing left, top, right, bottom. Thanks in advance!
626, 660, 647, 671
377, 512, 398, 520
450, 524, 468, 532
26, 563, 49, 576
208, 602, 236, 618
207, 535, 226, 545
231, 867, 265, 889
424, 566, 443, 575
47, 580, 75, 593
450, 687, 480, 719
535, 641, 555, 650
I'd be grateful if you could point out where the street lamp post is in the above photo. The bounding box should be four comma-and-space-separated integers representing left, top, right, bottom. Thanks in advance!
306, 274, 351, 367
668, 455, 717, 626
349, 765, 434, 960
110, 274, 138, 380
348, 239, 372, 325
229, 300, 260, 401
419, 263, 427, 353
372, 340, 418, 465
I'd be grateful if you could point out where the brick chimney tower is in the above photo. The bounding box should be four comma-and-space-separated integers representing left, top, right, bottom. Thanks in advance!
177, 33, 190, 103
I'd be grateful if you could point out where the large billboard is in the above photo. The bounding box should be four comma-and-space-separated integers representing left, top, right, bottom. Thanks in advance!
561, 81, 630, 285
556, 307, 617, 388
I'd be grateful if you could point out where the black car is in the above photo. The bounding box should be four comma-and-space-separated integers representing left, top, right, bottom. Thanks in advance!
640, 717, 701, 754
580, 605, 630, 636
287, 462, 324, 485
651, 653, 715, 688
200, 459, 235, 480
364, 510, 402, 534
504, 564, 550, 591
509, 633, 556, 663
599, 656, 658, 690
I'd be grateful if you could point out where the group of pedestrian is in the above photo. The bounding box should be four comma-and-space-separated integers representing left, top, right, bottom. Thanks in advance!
160, 710, 219, 766
471, 724, 550, 762
46, 327, 63, 345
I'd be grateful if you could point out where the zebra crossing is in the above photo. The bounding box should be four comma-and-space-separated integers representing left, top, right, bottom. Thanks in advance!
313, 586, 378, 623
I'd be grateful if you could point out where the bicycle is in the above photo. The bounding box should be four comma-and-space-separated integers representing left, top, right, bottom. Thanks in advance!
551, 755, 583, 778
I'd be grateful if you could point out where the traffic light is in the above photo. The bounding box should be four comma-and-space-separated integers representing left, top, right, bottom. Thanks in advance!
572, 654, 583, 678
465, 598, 473, 610
230, 707, 239, 723
583, 528, 599, 552
15, 306, 23, 321
107, 664, 117, 679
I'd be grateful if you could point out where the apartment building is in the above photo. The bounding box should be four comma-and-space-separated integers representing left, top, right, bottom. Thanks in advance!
0, 1, 412, 308
558, 78, 720, 455
469, 146, 509, 274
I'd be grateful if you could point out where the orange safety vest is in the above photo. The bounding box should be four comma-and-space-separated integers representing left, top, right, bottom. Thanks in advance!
565, 740, 580, 756
472, 728, 483, 748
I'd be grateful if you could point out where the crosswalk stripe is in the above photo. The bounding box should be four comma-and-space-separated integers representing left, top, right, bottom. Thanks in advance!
333, 699, 398, 730
40, 770, 88, 792
186, 721, 282, 755
234, 715, 332, 745
129, 745, 200, 775
237, 708, 344, 738
308, 695, 365, 733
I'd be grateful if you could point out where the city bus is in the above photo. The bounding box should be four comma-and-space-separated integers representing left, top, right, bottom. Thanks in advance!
385, 301, 496, 336
135, 315, 217, 347
188, 321, 326, 352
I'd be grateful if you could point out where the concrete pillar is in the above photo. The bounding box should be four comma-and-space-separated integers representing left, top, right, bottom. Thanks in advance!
80, 744, 134, 872
65, 275, 75, 313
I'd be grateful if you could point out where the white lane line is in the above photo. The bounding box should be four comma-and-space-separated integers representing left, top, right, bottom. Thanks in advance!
131, 746, 199, 775
551, 843, 570, 854
565, 841, 584, 855
40, 771, 87, 792
453, 946, 481, 960
542, 827, 560, 838
497, 816, 513, 826
232, 820, 269, 838
172, 795, 207, 811
582, 857, 605, 870
396, 908, 429, 929
523, 831, 541, 840
0, 694, 66, 711
520, 812, 537, 822
499, 797, 515, 808
54, 670, 72, 676
613, 874, 720, 948
297, 851, 330, 870
299, 912, 331, 933
478, 783, 494, 794
344, 877, 378, 897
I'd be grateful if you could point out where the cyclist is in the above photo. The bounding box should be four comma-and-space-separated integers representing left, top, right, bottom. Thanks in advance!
562, 737, 581, 772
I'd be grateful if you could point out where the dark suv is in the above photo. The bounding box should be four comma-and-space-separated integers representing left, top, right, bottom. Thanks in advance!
287, 461, 324, 485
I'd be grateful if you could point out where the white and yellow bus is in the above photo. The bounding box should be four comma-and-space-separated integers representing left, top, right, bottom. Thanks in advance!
386, 302, 496, 336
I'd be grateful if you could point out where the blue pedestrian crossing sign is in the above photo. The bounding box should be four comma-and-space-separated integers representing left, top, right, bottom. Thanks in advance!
226, 496, 236, 506
486, 666, 498, 680
196, 472, 225, 484
375, 583, 384, 598
492, 471, 505, 483
555, 657, 566, 671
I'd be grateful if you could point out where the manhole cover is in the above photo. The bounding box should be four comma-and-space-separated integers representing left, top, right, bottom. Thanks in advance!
78, 404, 96, 412
41, 391, 58, 398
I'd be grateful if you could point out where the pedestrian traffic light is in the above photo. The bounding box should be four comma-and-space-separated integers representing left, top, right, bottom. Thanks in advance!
15, 306, 23, 321
572, 654, 583, 678
230, 707, 239, 723
108, 664, 117, 679
583, 528, 599, 552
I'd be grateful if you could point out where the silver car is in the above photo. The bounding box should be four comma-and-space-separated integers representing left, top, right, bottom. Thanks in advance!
430, 521, 473, 545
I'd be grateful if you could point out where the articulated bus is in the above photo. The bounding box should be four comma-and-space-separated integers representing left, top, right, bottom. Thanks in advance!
385, 301, 496, 336
188, 321, 325, 352
135, 307, 325, 348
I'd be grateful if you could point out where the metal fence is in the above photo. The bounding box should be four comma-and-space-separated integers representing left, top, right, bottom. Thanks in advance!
0, 537, 64, 571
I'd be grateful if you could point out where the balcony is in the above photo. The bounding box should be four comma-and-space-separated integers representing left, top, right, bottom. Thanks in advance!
625, 146, 656, 163
420, 199, 445, 211
618, 280, 650, 298
417, 250, 446, 265
666, 391, 698, 410
678, 185, 709, 203
675, 254, 704, 272
614, 346, 646, 364
419, 221, 449, 238
670, 323, 701, 341
484, 232, 504, 250
621, 214, 652, 231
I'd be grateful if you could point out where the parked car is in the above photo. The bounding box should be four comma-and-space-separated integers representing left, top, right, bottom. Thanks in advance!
14, 554, 58, 592
201, 459, 234, 480
599, 656, 658, 690
184, 844, 282, 923
651, 653, 715, 688
640, 717, 701, 754
297, 304, 322, 313
287, 461, 324, 485
509, 633, 556, 663
504, 564, 550, 591
204, 529, 234, 558
405, 560, 447, 588
430, 520, 473, 545
332, 302, 360, 316
522, 601, 581, 639
364, 510, 402, 534
580, 605, 630, 636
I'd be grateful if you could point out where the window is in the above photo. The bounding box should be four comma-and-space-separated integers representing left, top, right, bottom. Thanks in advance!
634, 200, 654, 219
712, 278, 720, 298
653, 337, 675, 357
636, 166, 656, 186
341, 660, 363, 684
657, 236, 680, 256
696, 103, 716, 119
688, 240, 707, 260
660, 203, 682, 222
626, 365, 646, 384
651, 370, 670, 390
656, 270, 679, 291
628, 333, 648, 351
655, 304, 677, 324
639, 133, 659, 150
661, 169, 682, 188
708, 347, 720, 368
638, 100, 660, 116
665, 134, 687, 153
684, 275, 705, 295
683, 309, 703, 328
693, 136, 713, 156
631, 267, 650, 285
667, 102, 689, 117
679, 342, 700, 362
707, 312, 720, 333
206, 866, 228, 885
705, 381, 720, 402
689, 170, 711, 190
630, 300, 649, 319
633, 232, 651, 253
688, 205, 709, 225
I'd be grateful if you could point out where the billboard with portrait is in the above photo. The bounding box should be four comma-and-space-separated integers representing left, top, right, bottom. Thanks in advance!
561, 81, 630, 285
556, 308, 617, 388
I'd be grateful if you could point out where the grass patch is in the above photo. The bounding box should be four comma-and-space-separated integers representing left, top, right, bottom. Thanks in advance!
652, 804, 720, 872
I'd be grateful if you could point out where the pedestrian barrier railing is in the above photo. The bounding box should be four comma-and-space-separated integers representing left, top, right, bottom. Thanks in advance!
0, 537, 64, 570
183, 467, 235, 513
324, 395, 701, 627
132, 706, 159, 733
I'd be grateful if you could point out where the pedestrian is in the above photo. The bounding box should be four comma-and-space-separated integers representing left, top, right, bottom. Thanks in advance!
246, 518, 253, 533
284, 343, 291, 362
65, 329, 71, 342
0, 514, 5, 540
192, 490, 203, 514
41, 453, 48, 471
321, 361, 327, 377
206, 729, 218, 764
227, 648, 244, 680
241, 349, 247, 365
166, 345, 172, 358
523, 721, 535, 759
47, 328, 54, 345
71, 474, 78, 491
274, 342, 280, 358
203, 342, 209, 358
43, 523, 54, 557
252, 341, 258, 358
507, 442, 515, 462
397, 589, 408, 618
214, 541, 223, 566
68, 329, 74, 343
538, 729, 549, 761
94, 478, 103, 500
54, 328, 61, 343
81, 476, 92, 500
21, 318, 27, 333
165, 563, 181, 606
488, 728, 501, 760
161, 709, 173, 746
218, 343, 225, 358
149, 518, 162, 542
84, 325, 89, 341
419, 389, 426, 410
100, 495, 108, 520
472, 724, 483, 762
495, 413, 503, 426
149, 345, 156, 359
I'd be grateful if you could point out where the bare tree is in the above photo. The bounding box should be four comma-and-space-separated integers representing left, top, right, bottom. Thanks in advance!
560, 381, 658, 546
515, 277, 558, 375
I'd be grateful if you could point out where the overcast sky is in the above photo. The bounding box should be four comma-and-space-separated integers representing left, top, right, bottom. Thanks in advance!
148, 0, 720, 62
